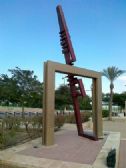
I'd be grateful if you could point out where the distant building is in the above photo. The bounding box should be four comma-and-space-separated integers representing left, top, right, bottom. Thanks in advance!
102, 101, 121, 116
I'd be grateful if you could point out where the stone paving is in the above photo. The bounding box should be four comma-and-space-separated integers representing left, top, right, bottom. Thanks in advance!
19, 130, 105, 164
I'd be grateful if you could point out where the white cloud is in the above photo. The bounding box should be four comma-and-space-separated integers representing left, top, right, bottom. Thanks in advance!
118, 76, 126, 82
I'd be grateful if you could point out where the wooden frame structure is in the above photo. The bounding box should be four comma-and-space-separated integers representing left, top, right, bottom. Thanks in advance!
42, 60, 103, 146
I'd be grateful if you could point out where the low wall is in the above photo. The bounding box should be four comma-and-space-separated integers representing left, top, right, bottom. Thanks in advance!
93, 132, 120, 168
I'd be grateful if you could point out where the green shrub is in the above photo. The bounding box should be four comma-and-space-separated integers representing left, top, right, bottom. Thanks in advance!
30, 116, 42, 137
65, 112, 91, 123
0, 116, 43, 149
102, 110, 109, 118
0, 130, 17, 149
55, 115, 65, 129
81, 112, 92, 122
65, 114, 76, 123
31, 116, 42, 129
2, 117, 21, 130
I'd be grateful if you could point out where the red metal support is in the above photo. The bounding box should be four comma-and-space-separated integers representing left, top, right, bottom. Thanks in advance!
57, 6, 76, 65
56, 5, 97, 140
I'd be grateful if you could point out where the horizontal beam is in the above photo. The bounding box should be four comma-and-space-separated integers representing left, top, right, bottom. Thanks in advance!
45, 60, 101, 79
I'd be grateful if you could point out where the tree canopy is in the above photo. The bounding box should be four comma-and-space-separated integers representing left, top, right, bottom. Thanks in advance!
1, 66, 125, 113
0, 67, 43, 108
55, 84, 92, 110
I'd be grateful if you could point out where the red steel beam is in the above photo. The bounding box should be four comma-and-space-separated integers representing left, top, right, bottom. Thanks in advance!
56, 5, 97, 140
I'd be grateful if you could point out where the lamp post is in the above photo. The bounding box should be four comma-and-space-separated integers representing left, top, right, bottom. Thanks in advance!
62, 76, 66, 85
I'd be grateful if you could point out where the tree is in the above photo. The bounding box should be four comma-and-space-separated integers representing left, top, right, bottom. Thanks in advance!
0, 74, 19, 106
0, 67, 43, 116
79, 95, 92, 110
102, 66, 125, 120
113, 92, 126, 109
55, 84, 91, 110
9, 67, 42, 116
55, 85, 72, 110
102, 93, 110, 102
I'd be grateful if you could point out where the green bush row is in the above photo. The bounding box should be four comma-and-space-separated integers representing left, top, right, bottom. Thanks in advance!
0, 116, 43, 149
0, 112, 93, 149
64, 112, 92, 123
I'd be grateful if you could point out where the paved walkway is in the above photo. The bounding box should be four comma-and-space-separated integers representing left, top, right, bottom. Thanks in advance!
103, 118, 126, 139
118, 140, 126, 168
19, 130, 105, 164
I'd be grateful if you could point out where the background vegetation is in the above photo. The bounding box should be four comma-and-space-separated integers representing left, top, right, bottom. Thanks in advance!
0, 67, 126, 149
0, 67, 92, 111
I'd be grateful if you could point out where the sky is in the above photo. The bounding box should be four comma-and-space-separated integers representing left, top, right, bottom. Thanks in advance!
0, 0, 126, 94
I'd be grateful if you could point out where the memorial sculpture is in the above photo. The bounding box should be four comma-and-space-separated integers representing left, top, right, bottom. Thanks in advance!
56, 5, 96, 140
42, 5, 103, 146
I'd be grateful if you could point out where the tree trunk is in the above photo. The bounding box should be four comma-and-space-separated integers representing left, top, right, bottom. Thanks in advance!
109, 83, 114, 120
22, 101, 24, 118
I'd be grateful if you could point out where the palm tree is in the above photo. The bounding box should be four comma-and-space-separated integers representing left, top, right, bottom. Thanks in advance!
102, 66, 125, 120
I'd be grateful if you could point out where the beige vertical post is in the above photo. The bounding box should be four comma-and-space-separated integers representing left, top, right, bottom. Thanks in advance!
42, 62, 55, 145
42, 61, 103, 146
92, 77, 103, 139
